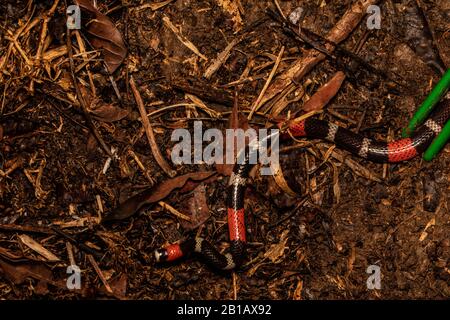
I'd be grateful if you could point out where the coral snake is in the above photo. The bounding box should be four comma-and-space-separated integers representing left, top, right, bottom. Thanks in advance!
154, 98, 450, 270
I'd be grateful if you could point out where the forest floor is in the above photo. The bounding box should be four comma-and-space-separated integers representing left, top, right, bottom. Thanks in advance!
0, 0, 449, 299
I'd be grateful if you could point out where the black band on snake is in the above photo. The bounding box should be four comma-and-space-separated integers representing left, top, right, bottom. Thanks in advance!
154, 98, 450, 271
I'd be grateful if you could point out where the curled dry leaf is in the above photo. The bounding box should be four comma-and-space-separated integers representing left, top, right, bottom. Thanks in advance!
80, 85, 129, 122
75, 0, 127, 73
271, 162, 297, 196
104, 171, 216, 221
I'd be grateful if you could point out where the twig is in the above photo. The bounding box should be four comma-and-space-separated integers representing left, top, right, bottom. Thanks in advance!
158, 201, 192, 221
66, 28, 113, 157
18, 234, 60, 262
35, 0, 60, 59
248, 46, 285, 120
204, 35, 243, 79
87, 254, 113, 294
0, 223, 55, 234
259, 0, 380, 107
66, 242, 76, 266
130, 76, 176, 177
232, 272, 238, 300
173, 79, 236, 106
162, 15, 208, 61
50, 226, 103, 258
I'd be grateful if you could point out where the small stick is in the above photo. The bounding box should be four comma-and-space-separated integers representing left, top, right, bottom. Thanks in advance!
0, 223, 55, 234
66, 242, 76, 266
327, 109, 358, 125
204, 35, 243, 79
128, 149, 154, 184
18, 234, 60, 262
50, 226, 103, 258
35, 0, 61, 59
87, 254, 113, 294
74, 30, 96, 96
162, 15, 208, 61
130, 76, 176, 177
96, 195, 104, 221
232, 272, 238, 300
66, 28, 113, 157
158, 201, 192, 221
248, 46, 285, 120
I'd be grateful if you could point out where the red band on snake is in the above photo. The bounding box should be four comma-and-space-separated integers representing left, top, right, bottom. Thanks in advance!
154, 98, 450, 270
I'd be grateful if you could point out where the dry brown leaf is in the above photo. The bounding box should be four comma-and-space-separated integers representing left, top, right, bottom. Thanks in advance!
90, 101, 129, 122
109, 273, 127, 298
216, 96, 250, 176
0, 246, 44, 263
180, 183, 211, 230
0, 257, 55, 294
271, 162, 297, 196
303, 71, 346, 112
79, 79, 129, 122
75, 0, 127, 73
263, 229, 289, 263
104, 171, 216, 221
178, 174, 218, 193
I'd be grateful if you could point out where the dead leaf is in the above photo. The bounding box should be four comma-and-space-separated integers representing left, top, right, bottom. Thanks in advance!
303, 71, 346, 112
110, 273, 127, 298
271, 162, 297, 196
216, 95, 250, 176
90, 101, 129, 122
0, 257, 55, 294
180, 183, 211, 230
178, 174, 218, 193
0, 246, 43, 263
75, 0, 127, 73
79, 83, 129, 122
263, 229, 289, 263
104, 171, 216, 221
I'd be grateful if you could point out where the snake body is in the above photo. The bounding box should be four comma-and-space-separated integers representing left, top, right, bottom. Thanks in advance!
154, 98, 450, 270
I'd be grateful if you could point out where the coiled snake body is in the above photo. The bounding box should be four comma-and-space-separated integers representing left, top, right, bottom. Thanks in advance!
155, 98, 450, 270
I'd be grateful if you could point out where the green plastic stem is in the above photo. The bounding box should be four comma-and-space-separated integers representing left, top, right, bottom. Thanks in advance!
423, 120, 450, 161
402, 68, 450, 138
